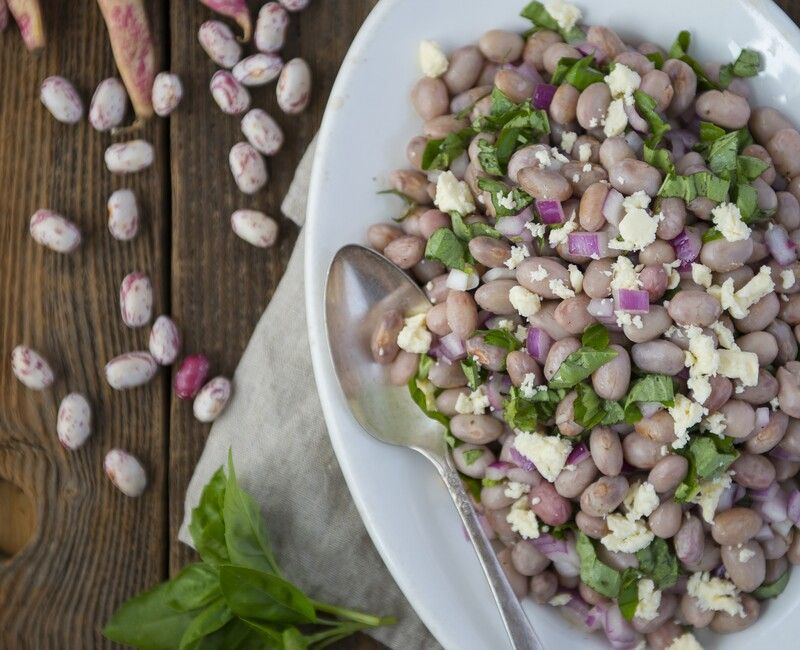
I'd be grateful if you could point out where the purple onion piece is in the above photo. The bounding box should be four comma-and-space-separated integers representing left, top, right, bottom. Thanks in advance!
535, 199, 565, 224
526, 327, 552, 364
532, 83, 557, 109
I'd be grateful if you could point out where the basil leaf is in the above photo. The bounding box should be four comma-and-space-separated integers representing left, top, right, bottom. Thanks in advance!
636, 538, 679, 590
377, 190, 418, 223
219, 565, 317, 625
490, 87, 517, 117
461, 357, 484, 391
633, 90, 671, 147
601, 401, 626, 425
424, 228, 469, 270
576, 532, 621, 598
477, 138, 504, 176
450, 212, 501, 240
408, 376, 450, 430
189, 466, 231, 567
622, 375, 674, 423
477, 177, 534, 217
475, 328, 523, 351
581, 323, 610, 350
668, 31, 721, 91
463, 449, 484, 466
618, 568, 641, 621
643, 144, 675, 175
103, 581, 200, 650
692, 436, 739, 480
699, 121, 727, 143
720, 49, 761, 87
209, 620, 269, 649
461, 474, 483, 500
548, 347, 618, 389
504, 387, 554, 432
422, 127, 476, 171
573, 382, 624, 429
552, 55, 605, 90
167, 563, 222, 612
702, 227, 724, 243
706, 130, 739, 175
224, 451, 281, 575
693, 171, 730, 202
417, 353, 434, 380
734, 182, 759, 223
520, 1, 585, 42
645, 52, 664, 69
178, 596, 234, 650
752, 571, 790, 600
737, 155, 770, 182
658, 173, 698, 202
282, 627, 309, 650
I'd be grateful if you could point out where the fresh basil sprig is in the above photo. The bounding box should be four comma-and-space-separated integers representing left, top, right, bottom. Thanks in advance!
719, 49, 761, 88
551, 55, 605, 90
424, 228, 471, 271
104, 453, 396, 649
520, 1, 586, 43
675, 435, 739, 502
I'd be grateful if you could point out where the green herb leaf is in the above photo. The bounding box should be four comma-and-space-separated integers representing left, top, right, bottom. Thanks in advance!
450, 211, 501, 240
618, 568, 641, 621
552, 55, 605, 90
720, 49, 761, 87
421, 127, 476, 171
477, 177, 534, 217
706, 130, 739, 175
752, 571, 790, 600
219, 565, 317, 625
573, 382, 626, 428
702, 227, 724, 243
576, 532, 621, 598
645, 52, 664, 69
636, 538, 679, 590
693, 171, 730, 202
424, 228, 469, 270
476, 328, 523, 351
477, 138, 503, 176
634, 90, 671, 148
622, 375, 675, 423
503, 386, 562, 432
167, 563, 222, 612
461, 357, 485, 391
408, 376, 450, 430
643, 144, 675, 175
668, 31, 721, 91
581, 323, 610, 350
377, 189, 418, 223
548, 347, 618, 389
462, 449, 484, 466
675, 435, 739, 501
189, 466, 231, 567
520, 1, 585, 42
658, 173, 698, 203
417, 354, 434, 380
737, 155, 770, 182
734, 182, 759, 223
699, 121, 727, 143
224, 451, 281, 576
179, 596, 234, 649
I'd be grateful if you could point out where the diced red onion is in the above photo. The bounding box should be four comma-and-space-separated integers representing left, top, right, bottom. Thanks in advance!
603, 604, 642, 650
446, 268, 479, 291
787, 489, 800, 525
765, 224, 798, 266
496, 207, 534, 236
439, 332, 466, 361
567, 443, 589, 465
485, 461, 513, 482
587, 298, 615, 319
750, 483, 779, 502
716, 484, 736, 513
602, 189, 625, 226
585, 603, 608, 632
624, 102, 649, 134
753, 491, 788, 523
770, 445, 800, 462
531, 533, 580, 577
510, 446, 535, 472
482, 267, 517, 283
574, 42, 605, 63
536, 199, 565, 224
514, 62, 544, 85
671, 229, 701, 271
532, 83, 557, 109
755, 406, 771, 431
526, 327, 552, 364
567, 232, 600, 257
754, 523, 775, 541
560, 593, 597, 632
617, 288, 650, 314
485, 376, 505, 411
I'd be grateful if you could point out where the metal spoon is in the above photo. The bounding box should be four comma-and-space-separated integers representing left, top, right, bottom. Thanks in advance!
324, 244, 543, 650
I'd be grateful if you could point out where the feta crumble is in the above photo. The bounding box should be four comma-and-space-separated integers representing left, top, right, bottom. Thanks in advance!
454, 388, 490, 415
434, 171, 475, 214
782, 268, 796, 290
691, 263, 713, 289
603, 98, 629, 137
669, 394, 708, 449
560, 131, 577, 153
512, 431, 572, 482
545, 0, 582, 32
601, 514, 654, 553
684, 325, 719, 405
515, 324, 529, 343
530, 264, 549, 282
509, 285, 542, 319
549, 278, 575, 299
534, 148, 552, 168
739, 547, 756, 562
526, 221, 547, 238
711, 202, 751, 242
497, 191, 516, 211
505, 245, 530, 270
708, 266, 775, 319
578, 143, 592, 162
635, 579, 661, 621
549, 213, 577, 248
609, 194, 658, 252
504, 481, 531, 499
605, 62, 642, 102
568, 264, 584, 293
610, 255, 642, 290
615, 311, 643, 329
418, 40, 449, 78
687, 572, 744, 618
689, 472, 732, 523
548, 593, 573, 607
717, 349, 759, 387
506, 496, 540, 539
701, 412, 727, 437
771, 396, 781, 411
624, 481, 660, 521
710, 320, 738, 350
397, 313, 432, 354
520, 372, 543, 399
667, 632, 704, 650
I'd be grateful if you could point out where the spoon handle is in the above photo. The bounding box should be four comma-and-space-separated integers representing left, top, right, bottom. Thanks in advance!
438, 460, 545, 650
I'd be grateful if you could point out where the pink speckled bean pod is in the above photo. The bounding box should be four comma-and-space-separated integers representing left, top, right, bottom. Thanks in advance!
198, 20, 241, 68
279, 0, 310, 11
119, 271, 153, 328
11, 345, 54, 390
232, 53, 283, 86
254, 2, 288, 54
107, 189, 139, 241
148, 315, 181, 365
96, 0, 155, 120
174, 354, 210, 400
241, 108, 283, 156
198, 0, 252, 42
152, 72, 182, 117
8, 0, 44, 52
231, 209, 278, 248
210, 70, 250, 115
193, 376, 232, 422
105, 140, 154, 173
105, 352, 158, 389
276, 58, 311, 115
89, 78, 128, 131
104, 449, 147, 497
29, 209, 82, 253
40, 76, 83, 124
57, 393, 92, 450
229, 142, 267, 194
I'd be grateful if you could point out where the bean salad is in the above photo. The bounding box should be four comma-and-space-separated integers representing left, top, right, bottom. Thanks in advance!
366, 2, 800, 649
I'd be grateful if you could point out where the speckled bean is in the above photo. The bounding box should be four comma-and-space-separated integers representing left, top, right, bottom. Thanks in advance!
199, 20, 242, 67
450, 414, 503, 444
89, 77, 127, 130
590, 344, 629, 400
105, 352, 158, 390
254, 2, 288, 53
29, 209, 81, 253
544, 337, 581, 380
696, 90, 751, 129
213, 72, 253, 115
580, 476, 629, 517
468, 236, 511, 268
241, 109, 284, 156
119, 272, 152, 328
276, 58, 311, 114
517, 167, 572, 201
233, 53, 283, 86
229, 142, 267, 194
105, 140, 154, 174
40, 76, 83, 124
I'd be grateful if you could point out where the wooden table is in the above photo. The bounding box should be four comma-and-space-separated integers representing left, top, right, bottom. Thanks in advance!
3, 1, 800, 648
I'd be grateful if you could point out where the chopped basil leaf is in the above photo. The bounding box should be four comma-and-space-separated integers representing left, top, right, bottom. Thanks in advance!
377, 189, 418, 222
699, 121, 727, 143
705, 130, 739, 175
548, 522, 577, 540
552, 55, 605, 91
462, 449, 484, 466
636, 538, 679, 590
658, 173, 698, 203
693, 171, 730, 202
734, 182, 759, 223
633, 90, 671, 148
421, 127, 476, 171
720, 49, 761, 87
573, 382, 625, 428
622, 375, 674, 423
461, 357, 484, 391
618, 568, 641, 621
477, 177, 534, 217
643, 143, 675, 175
450, 211, 502, 241
417, 354, 434, 380
576, 533, 622, 598
702, 227, 724, 243
668, 30, 721, 91
548, 347, 619, 389
425, 228, 469, 270
461, 474, 482, 499
675, 435, 739, 501
737, 155, 770, 182
408, 376, 450, 431
449, 211, 473, 241
474, 328, 523, 351
581, 323, 610, 350
503, 386, 565, 432
477, 139, 503, 176
520, 1, 585, 43
645, 51, 664, 69
752, 571, 790, 600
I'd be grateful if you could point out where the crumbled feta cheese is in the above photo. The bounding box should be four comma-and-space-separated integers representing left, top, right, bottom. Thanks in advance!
530, 265, 549, 282
515, 325, 529, 343
735, 383, 745, 394
545, 0, 582, 32
605, 62, 642, 101
548, 214, 577, 248
534, 148, 552, 168
624, 482, 660, 521
712, 202, 751, 242
578, 143, 592, 162
560, 131, 577, 153
782, 268, 796, 290
717, 349, 759, 387
506, 496, 540, 539
568, 264, 584, 293
512, 431, 572, 482
687, 572, 744, 618
701, 412, 727, 437
548, 593, 573, 607
666, 632, 704, 650
505, 244, 530, 270
582, 163, 592, 172
509, 285, 542, 319
609, 197, 658, 252
710, 320, 738, 350
635, 579, 661, 621
771, 396, 781, 411
549, 278, 575, 299
550, 147, 569, 164
418, 40, 449, 78
738, 547, 756, 562
496, 318, 515, 331
615, 311, 643, 329
572, 173, 580, 183
709, 266, 775, 319
684, 325, 719, 404
434, 171, 475, 214
497, 191, 516, 211
669, 394, 708, 449
504, 481, 531, 499
623, 191, 652, 211
397, 313, 432, 354
610, 255, 641, 290
601, 514, 654, 553
589, 117, 599, 128
526, 221, 547, 238
603, 98, 629, 137
520, 372, 542, 399
689, 472, 732, 523
455, 388, 490, 415
691, 263, 713, 289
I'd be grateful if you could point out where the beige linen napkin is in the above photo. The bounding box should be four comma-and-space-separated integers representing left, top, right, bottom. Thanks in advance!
179, 140, 440, 650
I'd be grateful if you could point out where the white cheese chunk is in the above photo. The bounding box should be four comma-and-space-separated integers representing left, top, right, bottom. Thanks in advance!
605, 63, 642, 101
568, 264, 584, 293
603, 98, 629, 137
505, 244, 530, 270
609, 199, 658, 252
669, 394, 708, 449
512, 431, 572, 482
526, 221, 547, 238
701, 412, 727, 437
739, 548, 756, 562
717, 349, 759, 387
610, 255, 642, 290
434, 170, 475, 214
666, 632, 704, 650
711, 202, 751, 242
624, 482, 660, 521
560, 131, 577, 153
782, 268, 796, 290
418, 40, 449, 78
709, 320, 738, 350
548, 213, 577, 248
578, 143, 592, 162
454, 388, 490, 415
687, 571, 744, 618
691, 263, 713, 289
601, 514, 654, 553
397, 313, 432, 354
504, 481, 531, 499
545, 0, 582, 32
689, 472, 732, 523
509, 285, 542, 319
549, 278, 575, 299
520, 372, 544, 399
506, 496, 540, 539
635, 579, 661, 621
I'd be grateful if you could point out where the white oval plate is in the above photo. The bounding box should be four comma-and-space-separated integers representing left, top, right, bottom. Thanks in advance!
305, 1, 800, 647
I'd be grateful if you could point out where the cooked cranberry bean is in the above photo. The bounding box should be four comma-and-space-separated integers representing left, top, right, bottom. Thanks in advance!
633, 593, 678, 635
446, 291, 478, 340
736, 369, 778, 406
589, 427, 623, 477
474, 279, 516, 315
498, 547, 528, 598
366, 223, 402, 252
450, 414, 503, 444
389, 351, 419, 386
555, 457, 598, 499
680, 594, 714, 629
576, 511, 609, 539
656, 197, 686, 240
468, 236, 511, 268
696, 90, 751, 129
518, 167, 573, 201
631, 341, 684, 375
734, 292, 780, 333
435, 388, 468, 416
494, 68, 534, 103
466, 336, 507, 372
443, 46, 483, 94
648, 501, 682, 539
578, 182, 609, 232
590, 344, 629, 401
553, 295, 595, 335
634, 411, 676, 446
674, 515, 705, 565
599, 136, 635, 169
555, 391, 583, 437
425, 303, 450, 337
370, 310, 402, 364
580, 476, 629, 517
712, 508, 763, 546
523, 30, 562, 70
767, 128, 800, 178
453, 444, 494, 478
700, 237, 754, 272
529, 481, 571, 526
639, 69, 673, 112
778, 361, 800, 417
648, 455, 689, 494
762, 534, 790, 561
511, 541, 550, 577
623, 305, 673, 343
529, 570, 558, 603
662, 59, 697, 116
750, 106, 793, 145
383, 235, 424, 269
542, 42, 581, 75
576, 82, 611, 130
776, 192, 800, 230
710, 595, 760, 633
623, 432, 664, 469
731, 453, 775, 490
608, 159, 662, 196
780, 295, 800, 325
516, 257, 570, 298
714, 400, 754, 439
506, 351, 542, 387
543, 337, 581, 380
746, 410, 788, 454
549, 83, 579, 125
528, 301, 572, 340
737, 332, 779, 366
428, 360, 467, 388
774, 457, 800, 481
586, 25, 626, 58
